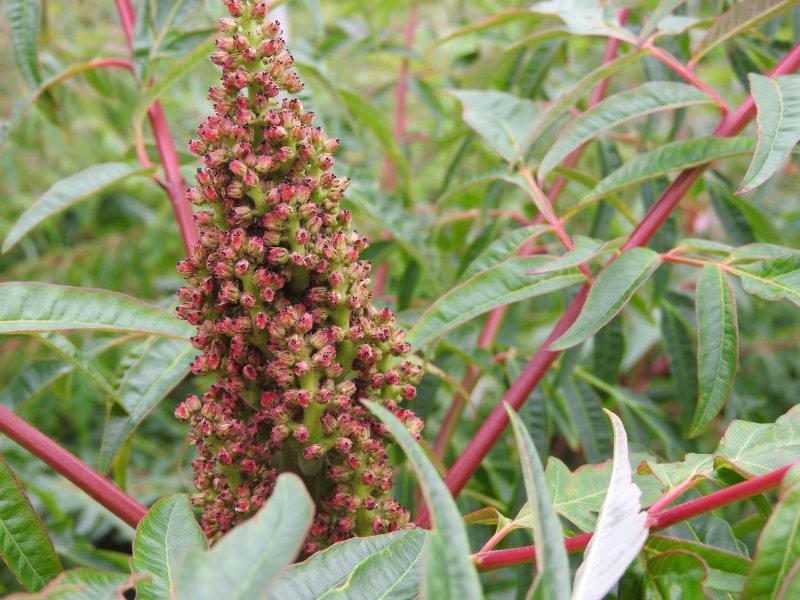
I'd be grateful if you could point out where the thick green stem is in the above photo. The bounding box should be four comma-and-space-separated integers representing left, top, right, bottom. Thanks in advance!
354, 480, 375, 536
301, 372, 323, 441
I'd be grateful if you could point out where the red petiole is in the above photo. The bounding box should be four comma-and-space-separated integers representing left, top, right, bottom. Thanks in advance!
472, 461, 796, 571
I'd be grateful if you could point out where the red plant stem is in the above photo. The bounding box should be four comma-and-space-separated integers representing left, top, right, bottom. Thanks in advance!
520, 165, 577, 254
114, 0, 199, 255
472, 462, 796, 571
89, 57, 134, 71
0, 406, 148, 528
375, 5, 419, 297
623, 42, 800, 250
429, 9, 630, 464
646, 476, 696, 514
432, 309, 505, 457
416, 42, 800, 528
644, 42, 729, 114
380, 4, 418, 192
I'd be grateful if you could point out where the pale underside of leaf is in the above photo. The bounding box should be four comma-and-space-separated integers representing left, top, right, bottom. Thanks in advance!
462, 224, 549, 281
571, 410, 649, 600
639, 0, 689, 39
529, 236, 622, 275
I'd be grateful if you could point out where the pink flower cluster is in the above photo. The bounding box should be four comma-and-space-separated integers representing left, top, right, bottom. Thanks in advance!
175, 0, 423, 551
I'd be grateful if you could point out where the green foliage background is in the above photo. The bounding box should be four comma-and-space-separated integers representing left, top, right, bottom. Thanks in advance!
0, 0, 799, 596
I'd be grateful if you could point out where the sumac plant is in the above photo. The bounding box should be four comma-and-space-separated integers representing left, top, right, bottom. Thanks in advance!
0, 0, 799, 598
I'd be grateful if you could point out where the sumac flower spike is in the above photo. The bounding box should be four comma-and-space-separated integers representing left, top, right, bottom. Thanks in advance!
176, 0, 423, 549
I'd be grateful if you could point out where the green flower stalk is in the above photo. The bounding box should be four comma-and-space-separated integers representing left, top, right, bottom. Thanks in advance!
174, 0, 423, 552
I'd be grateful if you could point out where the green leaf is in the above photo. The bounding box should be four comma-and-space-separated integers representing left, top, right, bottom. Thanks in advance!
461, 225, 549, 281
34, 333, 123, 410
646, 535, 751, 575
591, 314, 625, 385
732, 254, 800, 306
0, 337, 122, 410
577, 137, 756, 209
433, 9, 543, 46
175, 474, 314, 600
738, 74, 800, 194
338, 89, 411, 196
524, 50, 647, 151
531, 0, 634, 38
557, 377, 611, 463
449, 89, 541, 164
639, 405, 800, 493
529, 236, 622, 275
3, 0, 42, 86
436, 169, 513, 206
690, 265, 738, 437
464, 506, 512, 528
3, 163, 151, 254
741, 464, 800, 599
134, 0, 205, 78
572, 411, 649, 600
545, 455, 662, 532
692, 0, 797, 64
100, 337, 194, 472
0, 282, 193, 339
364, 402, 482, 600
727, 243, 800, 263
660, 300, 698, 431
643, 550, 710, 599
652, 15, 706, 38
715, 405, 800, 475
639, 0, 689, 40
551, 248, 661, 350
407, 256, 584, 350
504, 405, 571, 600
0, 59, 131, 151
707, 175, 755, 245
270, 530, 427, 599
6, 568, 131, 599
131, 495, 207, 600
0, 454, 61, 591
0, 361, 72, 410
538, 82, 713, 179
